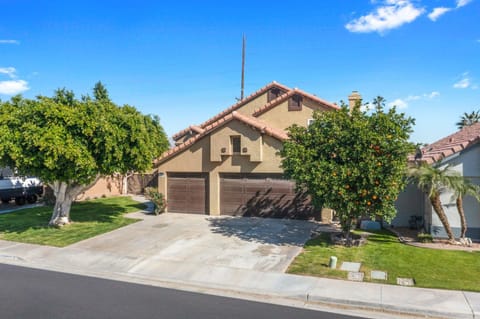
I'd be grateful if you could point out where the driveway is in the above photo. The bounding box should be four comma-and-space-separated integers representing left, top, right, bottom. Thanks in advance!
66, 212, 319, 274
0, 208, 326, 289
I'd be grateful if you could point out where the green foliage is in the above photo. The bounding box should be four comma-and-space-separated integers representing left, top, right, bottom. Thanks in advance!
281, 98, 415, 232
417, 232, 433, 243
144, 187, 167, 215
0, 85, 170, 186
408, 163, 463, 199
456, 110, 480, 129
0, 197, 144, 247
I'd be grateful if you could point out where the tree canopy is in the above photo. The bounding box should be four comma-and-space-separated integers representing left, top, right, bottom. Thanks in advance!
456, 110, 480, 129
281, 98, 415, 237
0, 84, 169, 225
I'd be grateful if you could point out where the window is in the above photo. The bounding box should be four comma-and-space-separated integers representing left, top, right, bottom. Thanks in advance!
288, 94, 302, 111
231, 136, 241, 154
267, 87, 285, 102
307, 118, 314, 126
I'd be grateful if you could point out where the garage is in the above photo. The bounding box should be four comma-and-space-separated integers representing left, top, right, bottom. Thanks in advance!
220, 173, 314, 218
167, 173, 208, 214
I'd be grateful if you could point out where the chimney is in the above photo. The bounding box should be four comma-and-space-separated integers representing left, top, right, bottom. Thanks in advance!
348, 91, 362, 112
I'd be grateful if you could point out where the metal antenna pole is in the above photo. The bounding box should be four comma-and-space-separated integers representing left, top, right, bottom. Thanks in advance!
240, 35, 246, 101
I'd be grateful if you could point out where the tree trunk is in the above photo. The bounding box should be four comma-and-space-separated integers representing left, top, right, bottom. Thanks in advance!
48, 176, 101, 227
120, 172, 134, 195
122, 175, 128, 195
456, 196, 468, 238
341, 216, 353, 244
430, 194, 456, 243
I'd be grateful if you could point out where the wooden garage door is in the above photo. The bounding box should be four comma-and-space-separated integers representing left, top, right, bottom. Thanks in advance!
167, 173, 208, 214
220, 173, 314, 219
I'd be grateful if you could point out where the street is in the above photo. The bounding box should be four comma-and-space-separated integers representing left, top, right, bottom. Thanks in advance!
0, 263, 365, 319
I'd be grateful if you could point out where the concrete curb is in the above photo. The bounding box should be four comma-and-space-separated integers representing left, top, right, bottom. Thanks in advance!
0, 255, 476, 319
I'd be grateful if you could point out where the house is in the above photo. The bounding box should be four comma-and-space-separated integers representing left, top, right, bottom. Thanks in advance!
154, 81, 358, 218
393, 123, 480, 240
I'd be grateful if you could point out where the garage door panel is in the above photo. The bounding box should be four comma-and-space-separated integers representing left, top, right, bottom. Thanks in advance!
167, 173, 208, 214
220, 174, 315, 219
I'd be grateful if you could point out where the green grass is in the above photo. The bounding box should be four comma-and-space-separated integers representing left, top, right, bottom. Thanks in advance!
0, 197, 145, 247
288, 230, 480, 292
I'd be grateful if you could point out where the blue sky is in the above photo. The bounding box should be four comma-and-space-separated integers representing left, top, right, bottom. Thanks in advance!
0, 0, 478, 144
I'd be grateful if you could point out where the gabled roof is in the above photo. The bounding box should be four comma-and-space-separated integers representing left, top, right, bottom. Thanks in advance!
155, 111, 288, 165
172, 81, 291, 141
411, 122, 480, 164
252, 88, 339, 117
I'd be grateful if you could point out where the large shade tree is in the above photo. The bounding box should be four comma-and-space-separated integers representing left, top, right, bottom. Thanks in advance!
281, 98, 415, 239
0, 83, 169, 226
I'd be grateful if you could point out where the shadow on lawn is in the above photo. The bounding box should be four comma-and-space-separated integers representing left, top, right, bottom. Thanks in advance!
0, 199, 146, 235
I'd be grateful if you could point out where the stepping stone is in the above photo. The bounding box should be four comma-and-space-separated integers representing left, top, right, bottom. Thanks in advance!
397, 277, 415, 286
348, 271, 364, 281
371, 270, 387, 280
340, 262, 361, 272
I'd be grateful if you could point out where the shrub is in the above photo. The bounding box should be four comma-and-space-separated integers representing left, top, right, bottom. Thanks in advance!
144, 187, 167, 215
417, 232, 433, 243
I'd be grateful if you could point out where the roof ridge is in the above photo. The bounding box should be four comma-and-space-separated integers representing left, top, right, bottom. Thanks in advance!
156, 110, 289, 165
410, 122, 480, 164
171, 81, 291, 141
252, 88, 339, 117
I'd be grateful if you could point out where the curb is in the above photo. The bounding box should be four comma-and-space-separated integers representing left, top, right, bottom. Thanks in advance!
0, 256, 474, 319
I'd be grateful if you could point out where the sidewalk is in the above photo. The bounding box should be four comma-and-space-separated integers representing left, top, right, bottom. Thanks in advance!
0, 204, 478, 319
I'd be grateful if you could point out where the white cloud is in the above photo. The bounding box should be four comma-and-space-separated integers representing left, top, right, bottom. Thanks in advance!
388, 98, 408, 109
0, 80, 29, 95
0, 39, 19, 44
345, 0, 425, 34
453, 73, 472, 89
0, 67, 17, 79
426, 91, 440, 99
428, 7, 452, 21
456, 0, 473, 8
389, 91, 440, 109
0, 67, 29, 95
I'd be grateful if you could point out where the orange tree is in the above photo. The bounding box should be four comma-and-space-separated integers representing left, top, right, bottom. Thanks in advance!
281, 98, 415, 239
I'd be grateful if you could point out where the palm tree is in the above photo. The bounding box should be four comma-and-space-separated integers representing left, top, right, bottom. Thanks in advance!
456, 110, 480, 129
451, 180, 480, 239
408, 164, 461, 243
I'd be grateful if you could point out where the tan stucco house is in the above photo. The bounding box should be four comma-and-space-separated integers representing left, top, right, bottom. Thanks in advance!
155, 82, 355, 217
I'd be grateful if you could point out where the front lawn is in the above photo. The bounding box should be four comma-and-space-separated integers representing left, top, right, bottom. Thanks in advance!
0, 197, 145, 247
288, 230, 480, 292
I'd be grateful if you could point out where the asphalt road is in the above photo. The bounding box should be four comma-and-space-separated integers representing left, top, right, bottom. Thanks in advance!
0, 263, 365, 319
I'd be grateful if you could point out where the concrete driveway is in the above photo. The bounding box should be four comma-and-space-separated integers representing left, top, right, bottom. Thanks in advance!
66, 212, 319, 274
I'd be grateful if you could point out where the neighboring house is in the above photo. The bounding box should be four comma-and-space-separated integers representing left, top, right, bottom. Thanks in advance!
394, 123, 480, 240
154, 81, 358, 218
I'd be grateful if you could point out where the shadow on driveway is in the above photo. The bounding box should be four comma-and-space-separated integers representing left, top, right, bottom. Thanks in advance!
206, 217, 317, 246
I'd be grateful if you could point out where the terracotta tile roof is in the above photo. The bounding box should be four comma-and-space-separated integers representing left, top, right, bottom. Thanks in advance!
171, 81, 291, 141
252, 88, 339, 117
155, 111, 288, 165
410, 122, 480, 164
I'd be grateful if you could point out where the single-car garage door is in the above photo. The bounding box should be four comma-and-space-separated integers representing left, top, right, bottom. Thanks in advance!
220, 173, 314, 218
167, 173, 208, 214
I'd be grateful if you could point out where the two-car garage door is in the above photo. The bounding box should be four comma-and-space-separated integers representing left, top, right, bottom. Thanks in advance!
166, 172, 313, 218
220, 173, 313, 218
